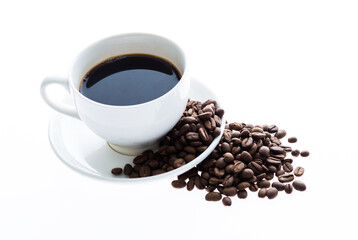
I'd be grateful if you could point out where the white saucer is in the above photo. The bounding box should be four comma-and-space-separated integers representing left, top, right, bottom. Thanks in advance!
48, 78, 225, 182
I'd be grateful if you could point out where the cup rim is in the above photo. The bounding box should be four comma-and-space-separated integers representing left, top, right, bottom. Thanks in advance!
68, 32, 188, 109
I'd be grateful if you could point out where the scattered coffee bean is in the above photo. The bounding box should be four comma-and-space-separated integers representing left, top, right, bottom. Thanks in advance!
205, 192, 222, 201
278, 174, 294, 183
292, 180, 306, 191
275, 129, 287, 139
237, 190, 248, 199
222, 196, 232, 206
258, 188, 267, 198
112, 99, 310, 206
267, 187, 279, 199
300, 151, 310, 157
272, 182, 285, 191
291, 149, 300, 157
284, 184, 293, 194
294, 166, 305, 177
171, 180, 186, 189
288, 137, 297, 143
111, 167, 123, 175
123, 164, 132, 176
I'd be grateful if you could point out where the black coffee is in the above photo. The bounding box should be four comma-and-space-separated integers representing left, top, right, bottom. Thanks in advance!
79, 54, 181, 106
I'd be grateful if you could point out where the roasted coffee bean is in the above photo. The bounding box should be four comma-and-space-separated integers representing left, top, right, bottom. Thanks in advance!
291, 149, 300, 157
231, 138, 241, 146
173, 158, 186, 168
283, 162, 294, 173
265, 172, 274, 180
276, 169, 285, 177
212, 127, 222, 138
300, 150, 310, 157
223, 152, 235, 163
152, 169, 166, 175
222, 196, 232, 206
214, 115, 222, 126
232, 161, 245, 174
237, 181, 251, 190
198, 127, 209, 142
215, 157, 226, 169
292, 180, 306, 191
129, 172, 139, 178
171, 180, 186, 188
256, 173, 266, 180
267, 157, 281, 165
267, 125, 278, 133
216, 108, 225, 118
241, 137, 253, 149
240, 169, 254, 179
278, 174, 294, 183
209, 177, 222, 185
249, 184, 259, 192
275, 129, 286, 139
123, 164, 133, 176
240, 129, 251, 138
222, 175, 234, 187
205, 192, 222, 201
214, 167, 225, 177
182, 116, 197, 124
252, 132, 266, 139
229, 122, 243, 131
111, 167, 123, 175
197, 112, 212, 120
133, 164, 141, 173
195, 176, 205, 189
288, 137, 297, 143
189, 141, 202, 147
249, 162, 263, 174
284, 158, 293, 163
237, 190, 248, 199
178, 123, 190, 136
133, 155, 148, 164
184, 146, 196, 154
221, 142, 231, 153
270, 146, 284, 154
196, 146, 208, 153
206, 185, 216, 192
139, 166, 151, 177
257, 180, 271, 188
294, 166, 305, 177
186, 179, 195, 191
258, 188, 267, 198
259, 146, 270, 157
284, 184, 293, 194
240, 151, 253, 163
225, 164, 234, 174
272, 181, 285, 191
178, 167, 198, 181
281, 145, 292, 152
267, 187, 279, 199
222, 187, 237, 196
203, 159, 216, 168
147, 159, 159, 169
186, 132, 200, 141
184, 154, 196, 162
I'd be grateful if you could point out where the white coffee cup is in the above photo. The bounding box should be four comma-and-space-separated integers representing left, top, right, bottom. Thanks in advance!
41, 33, 190, 155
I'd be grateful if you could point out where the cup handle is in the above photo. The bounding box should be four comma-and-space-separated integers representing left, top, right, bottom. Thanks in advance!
40, 76, 80, 119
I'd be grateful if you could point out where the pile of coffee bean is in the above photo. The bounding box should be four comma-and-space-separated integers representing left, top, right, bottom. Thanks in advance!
111, 99, 225, 178
171, 122, 309, 206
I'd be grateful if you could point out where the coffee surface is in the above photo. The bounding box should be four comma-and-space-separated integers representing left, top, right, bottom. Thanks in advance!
80, 54, 181, 106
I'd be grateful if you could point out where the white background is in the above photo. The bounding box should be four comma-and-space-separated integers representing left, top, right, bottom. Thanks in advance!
1, 0, 357, 239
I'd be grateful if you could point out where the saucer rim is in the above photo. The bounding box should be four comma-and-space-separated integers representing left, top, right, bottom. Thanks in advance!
47, 78, 226, 182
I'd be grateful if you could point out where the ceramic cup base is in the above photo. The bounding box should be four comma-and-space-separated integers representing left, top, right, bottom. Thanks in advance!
107, 141, 159, 156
